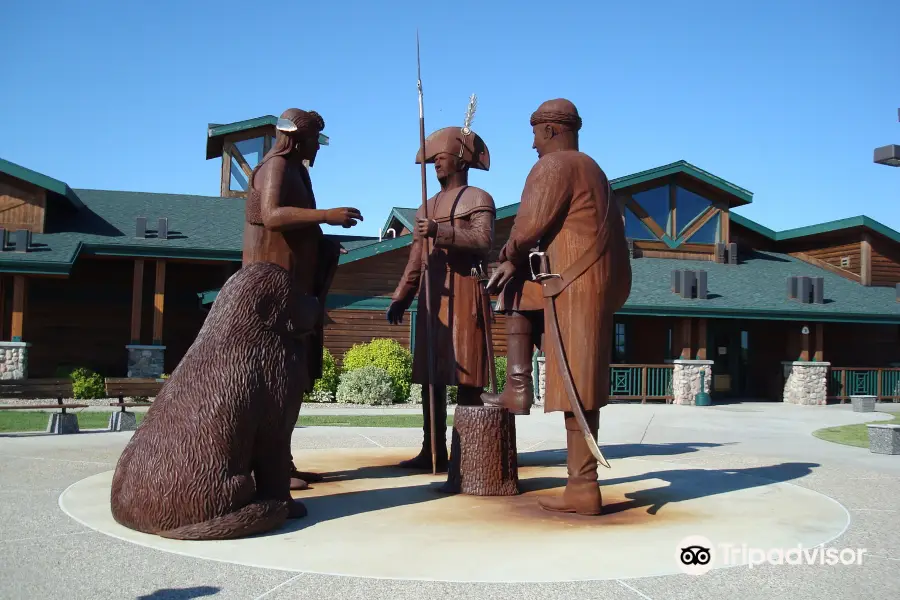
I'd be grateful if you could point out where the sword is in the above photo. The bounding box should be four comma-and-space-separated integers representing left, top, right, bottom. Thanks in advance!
473, 265, 498, 394
531, 251, 611, 469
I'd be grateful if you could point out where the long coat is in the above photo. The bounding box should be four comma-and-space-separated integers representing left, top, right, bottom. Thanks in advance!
392, 185, 495, 388
499, 150, 632, 412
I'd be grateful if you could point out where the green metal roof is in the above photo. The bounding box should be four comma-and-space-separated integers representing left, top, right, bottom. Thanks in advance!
0, 157, 83, 209
206, 115, 277, 160
379, 207, 418, 239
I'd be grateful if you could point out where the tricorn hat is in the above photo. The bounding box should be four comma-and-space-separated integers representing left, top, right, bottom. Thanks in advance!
415, 126, 490, 171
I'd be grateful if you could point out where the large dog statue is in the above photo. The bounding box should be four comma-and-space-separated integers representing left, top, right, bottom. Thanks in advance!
110, 261, 315, 540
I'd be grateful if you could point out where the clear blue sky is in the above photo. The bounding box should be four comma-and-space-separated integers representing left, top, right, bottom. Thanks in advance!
1, 0, 897, 239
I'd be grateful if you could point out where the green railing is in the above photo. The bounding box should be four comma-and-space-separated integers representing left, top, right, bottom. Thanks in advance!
828, 368, 900, 402
609, 364, 674, 403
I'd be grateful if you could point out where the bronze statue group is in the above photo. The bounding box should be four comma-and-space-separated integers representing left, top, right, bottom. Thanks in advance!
108, 98, 632, 541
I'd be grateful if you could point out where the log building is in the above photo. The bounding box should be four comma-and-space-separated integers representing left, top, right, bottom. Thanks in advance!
2, 114, 900, 405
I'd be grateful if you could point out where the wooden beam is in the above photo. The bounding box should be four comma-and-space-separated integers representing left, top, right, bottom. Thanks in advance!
668, 181, 677, 236
696, 318, 708, 360
814, 323, 824, 362
11, 275, 25, 342
152, 260, 166, 344
720, 210, 730, 244
861, 233, 872, 286
130, 259, 144, 344
220, 145, 232, 197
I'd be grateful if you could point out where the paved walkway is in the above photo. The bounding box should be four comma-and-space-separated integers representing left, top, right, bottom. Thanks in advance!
1, 402, 899, 599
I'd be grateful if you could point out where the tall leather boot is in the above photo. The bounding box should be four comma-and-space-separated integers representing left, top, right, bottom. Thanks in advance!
482, 311, 535, 415
538, 410, 602, 515
398, 384, 449, 471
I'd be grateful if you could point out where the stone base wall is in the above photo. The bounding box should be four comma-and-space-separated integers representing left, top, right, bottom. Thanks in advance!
0, 342, 29, 380
782, 361, 829, 405
126, 345, 165, 378
672, 360, 713, 405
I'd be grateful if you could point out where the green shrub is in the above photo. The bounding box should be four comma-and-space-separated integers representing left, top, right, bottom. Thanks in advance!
68, 367, 106, 399
335, 366, 395, 405
342, 339, 412, 402
312, 348, 339, 396
304, 389, 334, 403
486, 356, 507, 393
407, 383, 422, 403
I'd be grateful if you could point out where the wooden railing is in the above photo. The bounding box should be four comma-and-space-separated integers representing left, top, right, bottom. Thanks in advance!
828, 367, 900, 403
608, 364, 675, 404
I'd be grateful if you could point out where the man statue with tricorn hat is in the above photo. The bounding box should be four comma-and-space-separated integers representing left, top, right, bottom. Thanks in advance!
243, 107, 364, 497
484, 98, 632, 515
387, 100, 496, 471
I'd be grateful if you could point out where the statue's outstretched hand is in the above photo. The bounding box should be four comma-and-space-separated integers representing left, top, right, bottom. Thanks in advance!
386, 301, 405, 325
486, 261, 516, 293
324, 208, 363, 228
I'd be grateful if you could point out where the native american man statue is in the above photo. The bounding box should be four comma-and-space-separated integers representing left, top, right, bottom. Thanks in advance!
243, 107, 364, 491
485, 99, 632, 515
387, 114, 496, 472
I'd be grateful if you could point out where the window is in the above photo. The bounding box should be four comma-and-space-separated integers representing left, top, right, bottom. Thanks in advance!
229, 136, 265, 192
675, 186, 712, 235
633, 186, 671, 235
613, 322, 626, 363
685, 214, 720, 244
666, 327, 673, 360
624, 207, 656, 240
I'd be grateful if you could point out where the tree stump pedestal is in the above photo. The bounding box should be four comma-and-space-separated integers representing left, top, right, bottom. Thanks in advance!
440, 405, 519, 496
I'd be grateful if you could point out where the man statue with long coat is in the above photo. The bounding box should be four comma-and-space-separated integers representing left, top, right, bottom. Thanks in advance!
387, 125, 495, 472
244, 107, 363, 491
486, 99, 631, 515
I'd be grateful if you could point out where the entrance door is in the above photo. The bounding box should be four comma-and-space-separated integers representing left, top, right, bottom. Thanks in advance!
708, 321, 750, 398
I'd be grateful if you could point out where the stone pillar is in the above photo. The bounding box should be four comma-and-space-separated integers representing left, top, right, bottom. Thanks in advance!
781, 361, 830, 405
126, 345, 165, 378
0, 341, 30, 380
672, 359, 713, 405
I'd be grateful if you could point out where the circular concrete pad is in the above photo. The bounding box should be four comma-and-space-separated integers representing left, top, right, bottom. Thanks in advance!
60, 448, 849, 582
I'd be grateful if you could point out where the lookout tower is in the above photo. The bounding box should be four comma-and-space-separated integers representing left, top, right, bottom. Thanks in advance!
206, 116, 277, 198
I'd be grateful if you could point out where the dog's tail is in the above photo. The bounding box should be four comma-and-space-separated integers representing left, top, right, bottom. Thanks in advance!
157, 500, 290, 541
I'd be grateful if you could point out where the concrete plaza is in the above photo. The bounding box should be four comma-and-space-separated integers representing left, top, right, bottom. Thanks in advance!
1, 401, 899, 599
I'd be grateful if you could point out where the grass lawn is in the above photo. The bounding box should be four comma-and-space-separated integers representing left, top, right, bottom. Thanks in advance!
0, 411, 452, 433
812, 410, 900, 448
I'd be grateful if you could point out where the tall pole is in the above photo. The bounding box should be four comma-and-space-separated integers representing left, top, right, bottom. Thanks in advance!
417, 30, 439, 475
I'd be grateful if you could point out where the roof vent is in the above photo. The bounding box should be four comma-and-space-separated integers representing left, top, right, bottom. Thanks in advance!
787, 275, 823, 304
715, 243, 726, 264
136, 217, 147, 238
14, 229, 31, 253
672, 269, 707, 299
727, 242, 738, 265
158, 217, 169, 240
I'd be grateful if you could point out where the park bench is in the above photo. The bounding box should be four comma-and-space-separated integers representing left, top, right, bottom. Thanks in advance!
104, 378, 164, 431
0, 378, 88, 434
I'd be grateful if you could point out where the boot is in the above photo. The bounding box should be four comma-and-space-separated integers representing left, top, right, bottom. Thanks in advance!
538, 410, 602, 515
398, 384, 449, 471
482, 311, 535, 415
